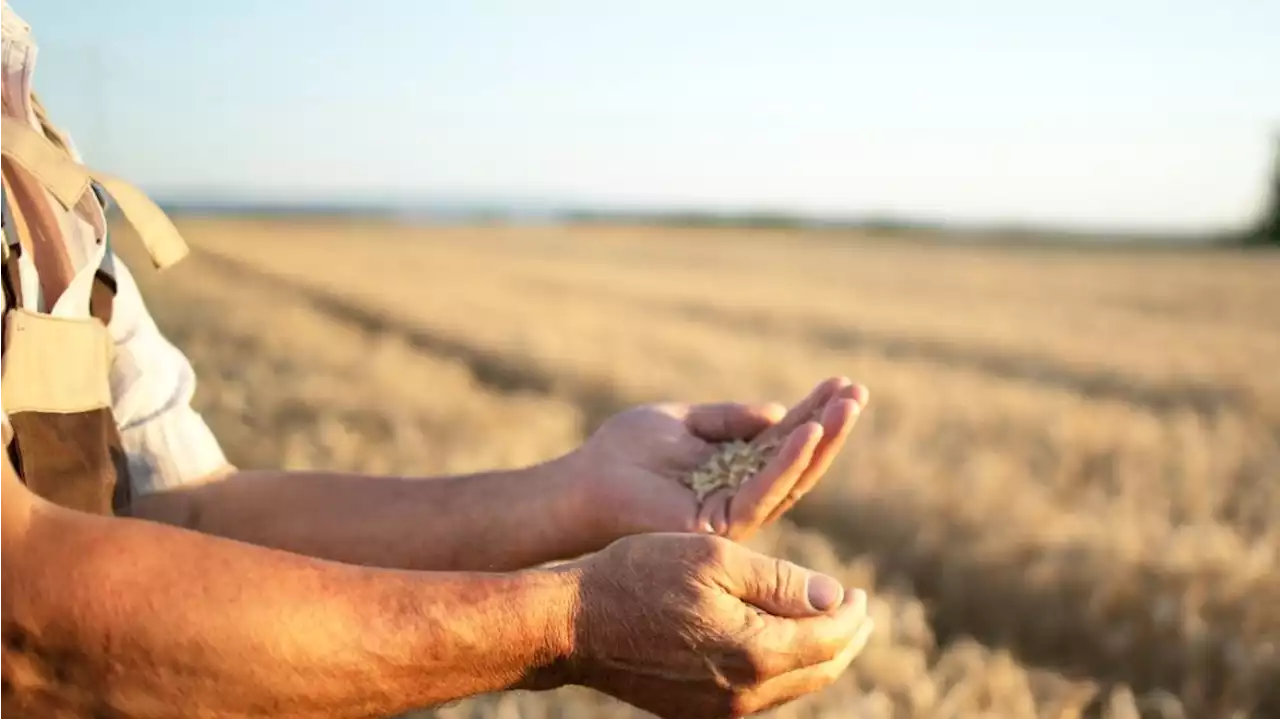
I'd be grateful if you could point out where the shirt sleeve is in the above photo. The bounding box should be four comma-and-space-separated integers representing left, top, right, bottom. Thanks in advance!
107, 256, 234, 495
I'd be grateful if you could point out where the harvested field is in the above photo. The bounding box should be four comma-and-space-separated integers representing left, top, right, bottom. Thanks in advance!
121, 217, 1280, 718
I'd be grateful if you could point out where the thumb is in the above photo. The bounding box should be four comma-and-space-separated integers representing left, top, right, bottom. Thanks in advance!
719, 546, 845, 618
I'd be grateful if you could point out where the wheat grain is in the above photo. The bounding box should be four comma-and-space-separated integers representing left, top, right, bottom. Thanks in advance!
683, 403, 825, 499
684, 438, 780, 500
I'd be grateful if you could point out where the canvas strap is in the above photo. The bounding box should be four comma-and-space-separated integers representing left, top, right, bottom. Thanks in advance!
0, 115, 189, 270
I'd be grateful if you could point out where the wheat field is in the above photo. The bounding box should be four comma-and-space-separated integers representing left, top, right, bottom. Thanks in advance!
119, 217, 1280, 719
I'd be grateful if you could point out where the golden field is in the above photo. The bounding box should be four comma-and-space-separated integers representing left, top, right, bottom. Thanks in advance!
120, 217, 1280, 718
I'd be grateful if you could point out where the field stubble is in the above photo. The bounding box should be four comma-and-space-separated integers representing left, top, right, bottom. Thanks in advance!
121, 218, 1280, 718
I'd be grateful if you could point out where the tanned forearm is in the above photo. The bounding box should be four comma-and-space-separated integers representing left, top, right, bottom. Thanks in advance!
2, 472, 576, 718
129, 455, 610, 573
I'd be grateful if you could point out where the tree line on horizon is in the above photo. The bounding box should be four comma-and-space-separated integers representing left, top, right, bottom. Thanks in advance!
1251, 134, 1280, 246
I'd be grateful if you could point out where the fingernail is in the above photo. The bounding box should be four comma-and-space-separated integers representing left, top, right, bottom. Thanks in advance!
712, 514, 728, 536
855, 384, 870, 406
806, 574, 843, 612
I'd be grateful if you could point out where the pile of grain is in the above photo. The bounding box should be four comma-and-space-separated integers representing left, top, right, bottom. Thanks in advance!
684, 401, 826, 499
684, 437, 782, 500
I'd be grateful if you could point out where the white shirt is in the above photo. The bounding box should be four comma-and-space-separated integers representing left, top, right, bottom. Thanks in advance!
108, 260, 235, 494
3, 2, 232, 495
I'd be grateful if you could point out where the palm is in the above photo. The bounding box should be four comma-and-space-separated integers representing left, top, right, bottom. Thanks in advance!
579, 377, 867, 541
586, 407, 711, 534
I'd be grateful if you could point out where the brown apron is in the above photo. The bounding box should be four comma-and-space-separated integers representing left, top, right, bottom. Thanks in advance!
1, 103, 189, 517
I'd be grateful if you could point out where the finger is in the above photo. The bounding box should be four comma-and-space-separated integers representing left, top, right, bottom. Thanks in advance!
684, 402, 787, 442
731, 583, 870, 676
726, 422, 823, 538
836, 381, 868, 413
696, 487, 733, 535
716, 541, 864, 621
763, 393, 863, 525
739, 615, 875, 716
754, 376, 852, 447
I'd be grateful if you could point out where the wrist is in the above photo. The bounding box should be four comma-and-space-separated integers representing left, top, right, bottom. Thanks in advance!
508, 565, 582, 690
538, 450, 624, 550
370, 567, 584, 707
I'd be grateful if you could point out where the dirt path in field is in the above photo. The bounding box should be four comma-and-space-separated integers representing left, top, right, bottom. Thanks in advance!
161, 244, 1276, 717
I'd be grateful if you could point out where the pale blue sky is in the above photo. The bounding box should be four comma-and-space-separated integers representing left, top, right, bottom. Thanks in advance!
14, 0, 1279, 232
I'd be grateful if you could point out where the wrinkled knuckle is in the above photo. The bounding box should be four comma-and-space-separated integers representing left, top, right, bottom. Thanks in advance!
770, 560, 796, 606
743, 645, 783, 684
691, 533, 734, 568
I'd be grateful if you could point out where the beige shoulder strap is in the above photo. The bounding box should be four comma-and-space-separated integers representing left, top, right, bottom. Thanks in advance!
88, 173, 189, 269
0, 116, 189, 270
0, 115, 89, 210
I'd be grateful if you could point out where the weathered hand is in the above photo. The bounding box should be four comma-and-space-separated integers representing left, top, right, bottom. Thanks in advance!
554, 532, 874, 719
571, 376, 868, 542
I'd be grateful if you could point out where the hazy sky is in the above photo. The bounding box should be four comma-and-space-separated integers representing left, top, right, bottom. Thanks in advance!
15, 0, 1279, 232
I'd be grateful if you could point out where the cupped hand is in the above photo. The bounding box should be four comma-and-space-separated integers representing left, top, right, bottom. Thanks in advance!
555, 532, 874, 719
571, 376, 868, 542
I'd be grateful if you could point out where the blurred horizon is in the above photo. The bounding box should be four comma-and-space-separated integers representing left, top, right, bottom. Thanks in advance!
13, 0, 1280, 237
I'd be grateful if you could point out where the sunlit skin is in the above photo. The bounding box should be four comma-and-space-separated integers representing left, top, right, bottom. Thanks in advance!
127, 377, 865, 571
3, 378, 875, 718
